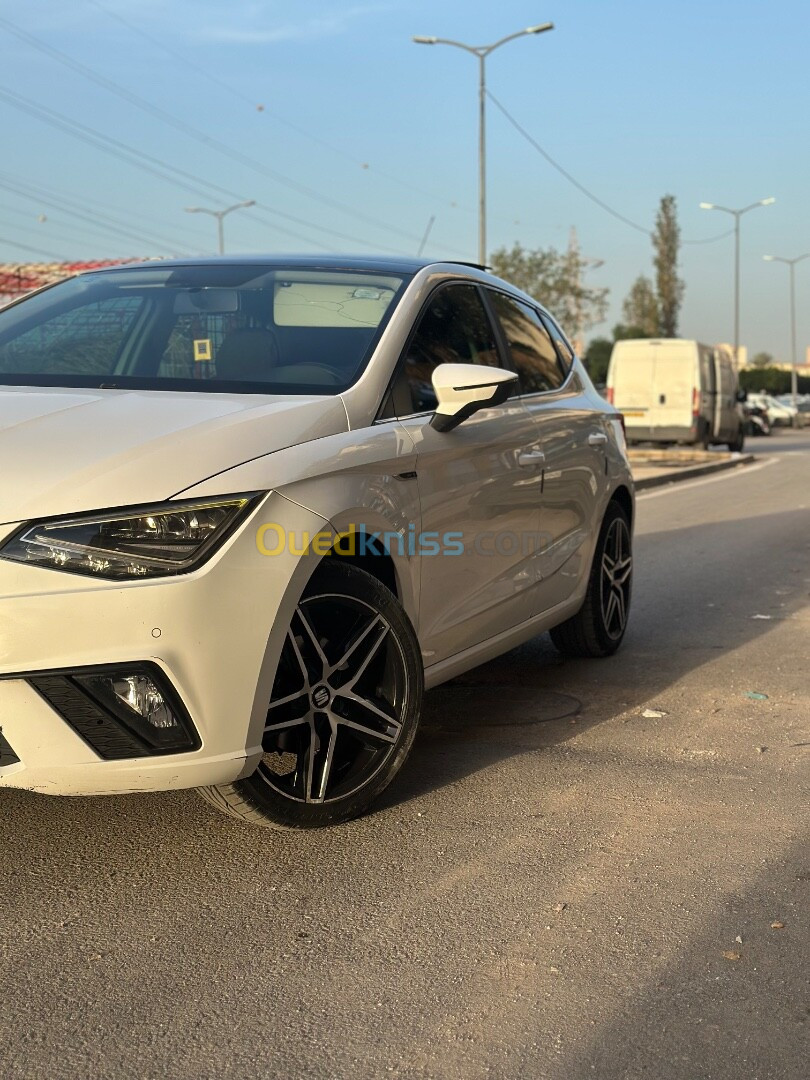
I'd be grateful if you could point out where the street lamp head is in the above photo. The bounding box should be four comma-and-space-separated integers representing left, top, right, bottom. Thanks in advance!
763, 255, 776, 261
699, 202, 715, 210
412, 35, 437, 44
526, 22, 554, 33
760, 197, 776, 206
241, 200, 256, 209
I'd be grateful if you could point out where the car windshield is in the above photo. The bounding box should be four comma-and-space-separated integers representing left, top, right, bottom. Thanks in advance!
0, 264, 409, 395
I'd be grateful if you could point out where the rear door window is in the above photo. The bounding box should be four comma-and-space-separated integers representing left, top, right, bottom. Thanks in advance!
487, 291, 566, 395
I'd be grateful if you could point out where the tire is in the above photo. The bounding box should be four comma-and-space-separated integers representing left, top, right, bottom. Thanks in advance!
728, 426, 745, 453
199, 562, 423, 829
550, 501, 633, 659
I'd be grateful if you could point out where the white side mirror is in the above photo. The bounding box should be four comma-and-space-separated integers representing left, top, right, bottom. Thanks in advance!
429, 363, 518, 432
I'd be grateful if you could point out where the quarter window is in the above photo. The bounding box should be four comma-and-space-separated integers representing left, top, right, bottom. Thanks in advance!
542, 312, 575, 367
402, 284, 500, 413
488, 291, 566, 394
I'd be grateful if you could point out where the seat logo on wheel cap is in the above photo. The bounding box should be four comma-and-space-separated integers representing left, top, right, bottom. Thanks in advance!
312, 685, 331, 709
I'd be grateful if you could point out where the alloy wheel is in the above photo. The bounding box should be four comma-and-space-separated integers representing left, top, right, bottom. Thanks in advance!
600, 517, 632, 639
260, 592, 409, 804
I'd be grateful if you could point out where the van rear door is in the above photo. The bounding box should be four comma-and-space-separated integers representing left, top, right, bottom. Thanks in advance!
650, 344, 697, 437
611, 346, 655, 436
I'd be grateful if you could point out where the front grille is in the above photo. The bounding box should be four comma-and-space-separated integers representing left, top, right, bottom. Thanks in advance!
0, 729, 20, 766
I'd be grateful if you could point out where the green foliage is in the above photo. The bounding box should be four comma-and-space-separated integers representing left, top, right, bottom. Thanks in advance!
621, 275, 659, 336
652, 195, 685, 337
490, 243, 609, 334
750, 351, 774, 368
739, 367, 810, 394
583, 336, 612, 384
612, 322, 650, 341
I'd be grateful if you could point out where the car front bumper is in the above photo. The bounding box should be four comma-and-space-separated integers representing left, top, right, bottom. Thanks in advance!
0, 493, 326, 796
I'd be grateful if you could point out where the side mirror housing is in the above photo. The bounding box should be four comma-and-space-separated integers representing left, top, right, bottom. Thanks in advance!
429, 363, 518, 433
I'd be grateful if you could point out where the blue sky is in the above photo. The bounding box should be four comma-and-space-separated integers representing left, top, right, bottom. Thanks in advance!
1, 0, 808, 359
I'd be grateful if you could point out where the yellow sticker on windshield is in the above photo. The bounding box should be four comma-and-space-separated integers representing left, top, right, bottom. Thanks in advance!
193, 339, 212, 362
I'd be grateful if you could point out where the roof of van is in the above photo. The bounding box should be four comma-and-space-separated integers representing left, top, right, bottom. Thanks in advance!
611, 338, 708, 348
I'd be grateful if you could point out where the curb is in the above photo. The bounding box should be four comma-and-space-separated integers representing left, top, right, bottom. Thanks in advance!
633, 453, 756, 491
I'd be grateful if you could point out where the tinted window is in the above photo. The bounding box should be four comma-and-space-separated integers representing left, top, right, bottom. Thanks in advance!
0, 266, 407, 395
0, 295, 143, 376
402, 284, 500, 413
488, 291, 566, 394
542, 312, 575, 367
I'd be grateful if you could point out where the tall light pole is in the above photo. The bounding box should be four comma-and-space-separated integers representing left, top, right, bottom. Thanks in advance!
699, 197, 775, 363
763, 252, 810, 408
413, 22, 554, 265
184, 200, 256, 255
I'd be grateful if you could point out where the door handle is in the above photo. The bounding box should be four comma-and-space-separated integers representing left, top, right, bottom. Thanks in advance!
518, 449, 546, 467
588, 432, 608, 447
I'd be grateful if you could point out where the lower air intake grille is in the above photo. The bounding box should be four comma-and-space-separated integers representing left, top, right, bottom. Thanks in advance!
0, 729, 20, 766
29, 676, 153, 760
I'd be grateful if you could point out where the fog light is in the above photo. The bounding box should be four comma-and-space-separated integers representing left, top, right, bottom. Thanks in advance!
111, 674, 177, 730
71, 664, 199, 754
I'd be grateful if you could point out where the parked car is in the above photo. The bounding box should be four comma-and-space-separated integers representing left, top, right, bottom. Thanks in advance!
0, 256, 633, 829
748, 392, 803, 427
778, 392, 810, 416
606, 339, 745, 450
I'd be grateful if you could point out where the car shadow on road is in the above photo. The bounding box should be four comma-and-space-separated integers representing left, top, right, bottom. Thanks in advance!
381, 505, 810, 813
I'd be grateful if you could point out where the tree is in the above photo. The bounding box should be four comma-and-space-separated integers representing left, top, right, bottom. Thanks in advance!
739, 366, 804, 394
750, 351, 774, 368
621, 275, 659, 336
489, 243, 609, 336
612, 322, 650, 342
583, 336, 612, 385
652, 194, 684, 336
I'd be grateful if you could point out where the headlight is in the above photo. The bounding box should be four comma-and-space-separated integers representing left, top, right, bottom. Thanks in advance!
0, 494, 262, 580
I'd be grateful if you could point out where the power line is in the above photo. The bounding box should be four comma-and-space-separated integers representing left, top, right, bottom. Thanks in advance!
0, 14, 437, 249
486, 90, 734, 246
0, 232, 72, 260
0, 173, 193, 254
87, 0, 479, 219
0, 85, 401, 254
85, 0, 263, 109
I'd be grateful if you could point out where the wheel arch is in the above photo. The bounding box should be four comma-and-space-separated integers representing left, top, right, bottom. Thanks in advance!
609, 483, 634, 529
318, 532, 400, 600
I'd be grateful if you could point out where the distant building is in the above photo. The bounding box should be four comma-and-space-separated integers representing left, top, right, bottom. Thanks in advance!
0, 259, 147, 306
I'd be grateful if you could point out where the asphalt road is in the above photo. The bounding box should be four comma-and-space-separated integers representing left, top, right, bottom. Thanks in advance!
2, 431, 808, 1080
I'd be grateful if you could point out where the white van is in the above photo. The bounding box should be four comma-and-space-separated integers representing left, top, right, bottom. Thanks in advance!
606, 338, 745, 450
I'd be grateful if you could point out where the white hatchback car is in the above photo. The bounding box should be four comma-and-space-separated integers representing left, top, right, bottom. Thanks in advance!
0, 257, 633, 828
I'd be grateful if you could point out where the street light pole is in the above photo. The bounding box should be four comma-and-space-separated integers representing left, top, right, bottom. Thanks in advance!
699, 197, 775, 363
413, 23, 554, 265
184, 200, 256, 255
763, 253, 810, 408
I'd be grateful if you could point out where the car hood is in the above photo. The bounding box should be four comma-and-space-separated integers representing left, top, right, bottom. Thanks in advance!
0, 386, 348, 524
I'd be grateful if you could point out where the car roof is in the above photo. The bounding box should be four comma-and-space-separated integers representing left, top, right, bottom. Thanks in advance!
81, 255, 489, 276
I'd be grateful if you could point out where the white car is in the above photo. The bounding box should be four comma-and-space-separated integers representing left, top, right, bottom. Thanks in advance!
0, 257, 634, 829
747, 392, 801, 427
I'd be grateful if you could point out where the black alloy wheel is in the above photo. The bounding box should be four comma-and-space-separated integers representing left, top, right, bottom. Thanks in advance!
550, 501, 633, 658
199, 563, 422, 829
598, 514, 633, 642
